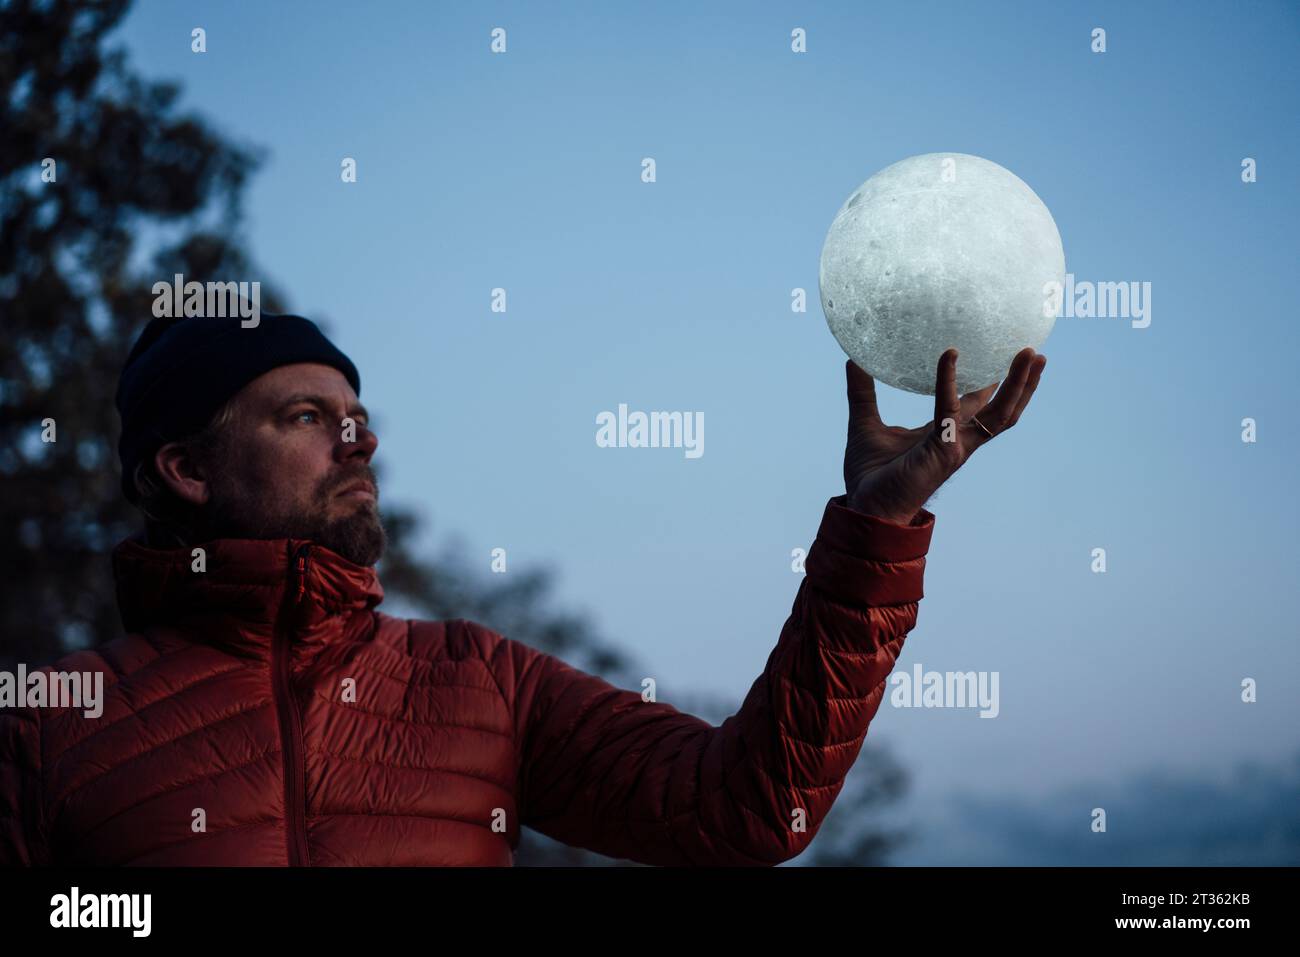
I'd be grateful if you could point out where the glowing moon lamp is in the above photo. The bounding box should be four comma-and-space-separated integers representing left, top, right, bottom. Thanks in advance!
820, 152, 1064, 396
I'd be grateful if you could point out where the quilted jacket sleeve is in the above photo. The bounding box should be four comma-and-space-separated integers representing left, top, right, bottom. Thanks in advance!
0, 707, 50, 866
498, 493, 935, 866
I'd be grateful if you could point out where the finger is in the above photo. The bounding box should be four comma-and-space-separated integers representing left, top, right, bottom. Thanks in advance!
932, 348, 960, 433
901, 374, 988, 439
846, 359, 885, 432
1006, 353, 1047, 427
973, 347, 1036, 434
959, 381, 998, 420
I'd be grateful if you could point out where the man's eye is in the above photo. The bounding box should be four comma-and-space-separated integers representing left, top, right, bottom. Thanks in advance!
293, 410, 318, 424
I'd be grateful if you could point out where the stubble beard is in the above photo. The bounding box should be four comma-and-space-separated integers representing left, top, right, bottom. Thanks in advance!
197, 467, 388, 567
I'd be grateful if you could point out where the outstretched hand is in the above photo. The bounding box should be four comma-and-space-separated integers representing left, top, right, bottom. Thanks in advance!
843, 347, 1047, 524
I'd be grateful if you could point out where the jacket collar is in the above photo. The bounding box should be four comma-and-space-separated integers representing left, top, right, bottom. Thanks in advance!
112, 535, 385, 657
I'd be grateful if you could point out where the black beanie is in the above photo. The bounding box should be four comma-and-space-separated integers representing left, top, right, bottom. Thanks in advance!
115, 312, 362, 505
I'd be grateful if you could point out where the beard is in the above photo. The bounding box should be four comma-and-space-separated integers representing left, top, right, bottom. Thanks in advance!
195, 464, 388, 567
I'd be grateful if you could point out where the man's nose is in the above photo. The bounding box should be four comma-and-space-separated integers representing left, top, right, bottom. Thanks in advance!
337, 418, 378, 460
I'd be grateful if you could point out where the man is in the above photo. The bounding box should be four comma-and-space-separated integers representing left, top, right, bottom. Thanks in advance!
0, 313, 1046, 866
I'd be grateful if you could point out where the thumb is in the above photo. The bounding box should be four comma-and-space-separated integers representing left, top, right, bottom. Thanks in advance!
846, 359, 883, 430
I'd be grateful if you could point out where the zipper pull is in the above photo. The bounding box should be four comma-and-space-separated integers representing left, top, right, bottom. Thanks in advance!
295, 544, 311, 604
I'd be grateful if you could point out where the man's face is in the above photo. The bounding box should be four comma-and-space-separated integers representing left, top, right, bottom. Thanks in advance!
178, 362, 386, 566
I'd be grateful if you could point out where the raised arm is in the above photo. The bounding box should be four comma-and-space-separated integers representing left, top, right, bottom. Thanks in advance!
488, 346, 1047, 865
490, 494, 934, 866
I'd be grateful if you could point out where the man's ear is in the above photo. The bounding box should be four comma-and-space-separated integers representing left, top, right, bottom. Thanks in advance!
152, 442, 212, 506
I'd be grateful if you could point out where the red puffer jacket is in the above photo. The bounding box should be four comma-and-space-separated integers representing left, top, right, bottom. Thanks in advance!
0, 495, 934, 866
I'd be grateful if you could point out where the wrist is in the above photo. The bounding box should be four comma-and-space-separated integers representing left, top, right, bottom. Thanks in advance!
844, 493, 919, 525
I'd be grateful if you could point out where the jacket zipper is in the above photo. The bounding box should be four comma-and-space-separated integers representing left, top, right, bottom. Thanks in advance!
273, 542, 312, 866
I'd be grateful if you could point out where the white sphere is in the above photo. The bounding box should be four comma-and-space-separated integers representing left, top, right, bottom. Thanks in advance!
819, 152, 1064, 396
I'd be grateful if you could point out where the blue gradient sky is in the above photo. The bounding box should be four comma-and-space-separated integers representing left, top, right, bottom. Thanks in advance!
112, 0, 1300, 864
